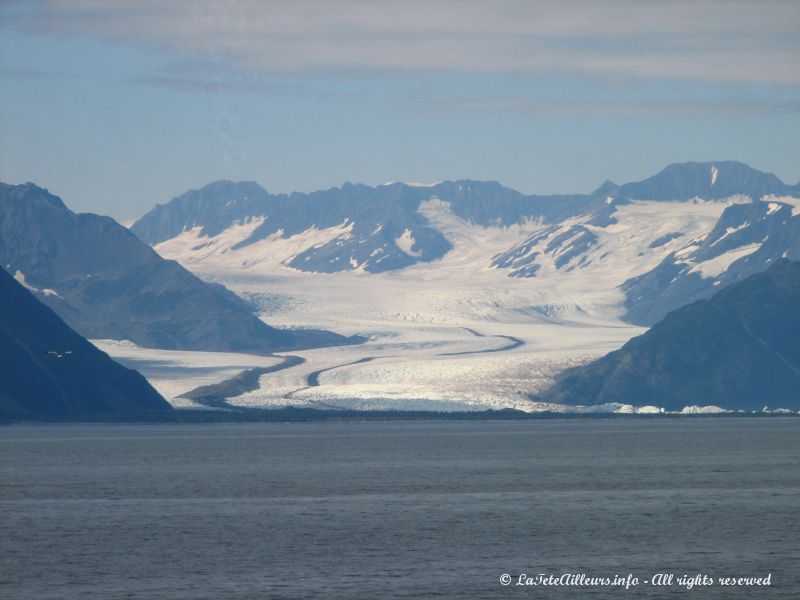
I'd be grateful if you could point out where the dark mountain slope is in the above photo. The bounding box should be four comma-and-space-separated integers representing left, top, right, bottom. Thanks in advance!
0, 267, 172, 421
0, 182, 360, 353
536, 260, 800, 411
618, 161, 799, 201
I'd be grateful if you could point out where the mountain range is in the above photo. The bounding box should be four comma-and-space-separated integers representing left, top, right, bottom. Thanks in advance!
0, 266, 172, 421
0, 183, 361, 353
132, 161, 800, 324
3, 160, 799, 416
536, 259, 800, 412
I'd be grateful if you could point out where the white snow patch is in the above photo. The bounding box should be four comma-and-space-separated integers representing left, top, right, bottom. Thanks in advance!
14, 270, 60, 297
680, 405, 729, 414
612, 404, 663, 414
762, 196, 800, 216
573, 403, 628, 413
766, 202, 783, 216
404, 181, 442, 188
395, 228, 423, 257
710, 223, 748, 246
689, 243, 761, 278
155, 219, 354, 273
572, 403, 663, 414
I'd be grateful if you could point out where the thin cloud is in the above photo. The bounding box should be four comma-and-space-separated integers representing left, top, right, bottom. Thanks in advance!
7, 0, 800, 84
413, 97, 800, 117
0, 67, 68, 80
131, 74, 365, 101
134, 75, 299, 95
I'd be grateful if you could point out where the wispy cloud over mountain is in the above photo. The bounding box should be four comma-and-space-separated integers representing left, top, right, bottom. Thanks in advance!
8, 0, 800, 84
1, 1, 797, 218
412, 97, 800, 118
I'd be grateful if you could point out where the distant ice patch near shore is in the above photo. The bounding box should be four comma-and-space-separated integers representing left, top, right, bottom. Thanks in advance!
573, 403, 664, 414
679, 405, 729, 414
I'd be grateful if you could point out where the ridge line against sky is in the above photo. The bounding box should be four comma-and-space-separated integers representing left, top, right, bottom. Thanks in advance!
1, 0, 798, 220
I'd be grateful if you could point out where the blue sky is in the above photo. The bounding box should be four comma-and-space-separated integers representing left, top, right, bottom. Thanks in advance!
1, 0, 799, 221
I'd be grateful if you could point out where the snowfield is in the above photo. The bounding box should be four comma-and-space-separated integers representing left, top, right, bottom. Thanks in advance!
91, 339, 284, 408
108, 196, 767, 413
689, 243, 762, 278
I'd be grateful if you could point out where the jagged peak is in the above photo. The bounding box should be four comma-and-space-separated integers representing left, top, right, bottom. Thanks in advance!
592, 179, 618, 196
190, 179, 268, 196
646, 160, 786, 184
617, 160, 792, 201
0, 181, 67, 210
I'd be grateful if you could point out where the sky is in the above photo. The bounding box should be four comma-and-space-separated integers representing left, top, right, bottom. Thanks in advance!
1, 0, 799, 221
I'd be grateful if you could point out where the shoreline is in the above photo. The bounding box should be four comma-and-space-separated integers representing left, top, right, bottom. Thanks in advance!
2, 408, 797, 426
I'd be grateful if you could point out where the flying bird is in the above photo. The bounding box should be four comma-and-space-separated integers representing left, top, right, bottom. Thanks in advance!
47, 351, 72, 358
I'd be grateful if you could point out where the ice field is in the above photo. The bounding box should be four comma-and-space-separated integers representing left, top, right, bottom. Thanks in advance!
100, 198, 747, 412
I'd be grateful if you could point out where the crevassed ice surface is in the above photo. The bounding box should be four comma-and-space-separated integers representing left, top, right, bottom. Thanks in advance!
110, 197, 758, 411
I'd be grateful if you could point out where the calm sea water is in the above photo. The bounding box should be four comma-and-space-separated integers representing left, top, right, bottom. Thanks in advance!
1, 418, 799, 599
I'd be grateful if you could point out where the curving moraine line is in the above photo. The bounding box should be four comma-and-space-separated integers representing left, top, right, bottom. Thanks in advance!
194, 326, 525, 408
179, 355, 305, 410
438, 328, 524, 357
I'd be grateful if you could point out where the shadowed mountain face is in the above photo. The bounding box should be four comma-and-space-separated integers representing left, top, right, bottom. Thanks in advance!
536, 260, 800, 412
0, 267, 172, 421
0, 182, 361, 353
617, 161, 799, 201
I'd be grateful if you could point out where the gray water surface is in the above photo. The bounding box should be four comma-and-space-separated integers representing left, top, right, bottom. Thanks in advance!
1, 419, 798, 599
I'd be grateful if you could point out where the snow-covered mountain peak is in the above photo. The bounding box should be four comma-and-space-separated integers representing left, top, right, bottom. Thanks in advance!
132, 162, 799, 327
622, 198, 800, 324
616, 160, 795, 202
